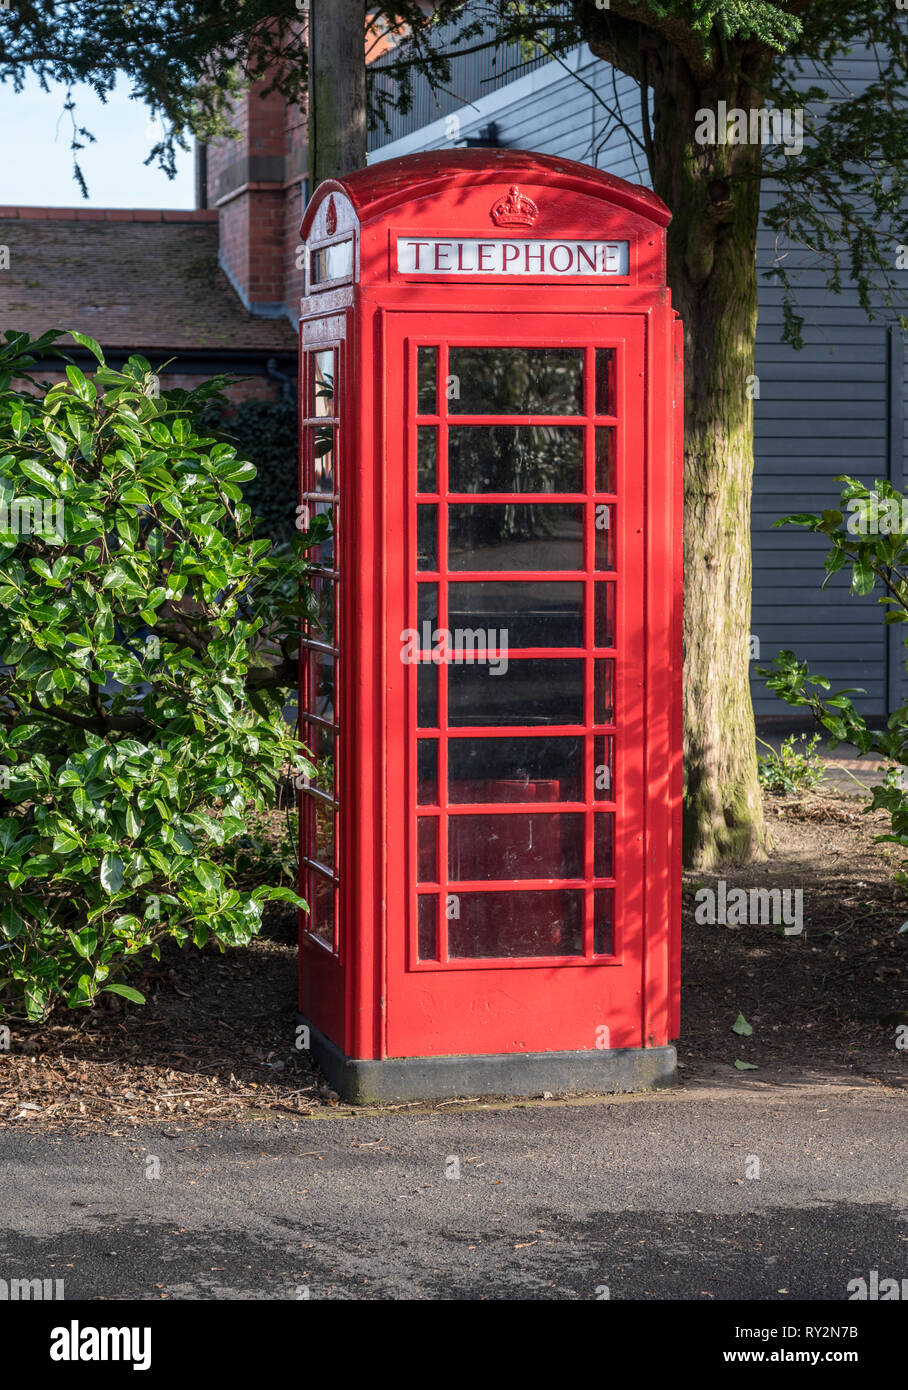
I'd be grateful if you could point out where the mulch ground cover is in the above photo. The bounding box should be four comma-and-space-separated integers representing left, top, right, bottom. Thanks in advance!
2, 790, 906, 1127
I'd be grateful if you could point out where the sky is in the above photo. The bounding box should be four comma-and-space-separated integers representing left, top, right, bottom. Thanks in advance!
0, 75, 195, 209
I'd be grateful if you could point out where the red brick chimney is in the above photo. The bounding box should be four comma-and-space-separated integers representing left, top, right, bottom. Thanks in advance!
202, 82, 308, 326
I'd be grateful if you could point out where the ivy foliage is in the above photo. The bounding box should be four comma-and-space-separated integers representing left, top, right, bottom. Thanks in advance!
0, 329, 326, 1021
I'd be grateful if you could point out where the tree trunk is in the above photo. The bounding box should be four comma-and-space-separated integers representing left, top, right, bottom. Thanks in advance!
308, 0, 367, 187
647, 45, 772, 867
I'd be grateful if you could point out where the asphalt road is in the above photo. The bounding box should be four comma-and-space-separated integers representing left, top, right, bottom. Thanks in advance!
2, 1071, 907, 1301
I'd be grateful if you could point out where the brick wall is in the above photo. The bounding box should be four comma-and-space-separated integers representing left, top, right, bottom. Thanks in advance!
283, 99, 308, 324
206, 80, 308, 325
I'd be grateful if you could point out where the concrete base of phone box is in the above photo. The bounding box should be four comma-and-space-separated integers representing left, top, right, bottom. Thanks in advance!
299, 1018, 677, 1104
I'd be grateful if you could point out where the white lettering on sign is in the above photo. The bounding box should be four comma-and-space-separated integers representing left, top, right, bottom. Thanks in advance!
396, 237, 630, 277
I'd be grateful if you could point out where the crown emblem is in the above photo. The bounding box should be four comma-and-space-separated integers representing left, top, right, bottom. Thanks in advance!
325, 195, 337, 236
490, 184, 538, 227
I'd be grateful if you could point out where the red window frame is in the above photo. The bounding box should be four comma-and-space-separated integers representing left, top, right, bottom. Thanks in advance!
404, 336, 630, 972
299, 339, 344, 958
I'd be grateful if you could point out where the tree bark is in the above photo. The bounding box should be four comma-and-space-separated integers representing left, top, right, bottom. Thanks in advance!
649, 44, 772, 866
308, 0, 368, 187
584, 5, 771, 865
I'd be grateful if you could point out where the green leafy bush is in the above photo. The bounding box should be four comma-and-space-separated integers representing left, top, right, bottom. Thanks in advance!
201, 397, 298, 546
760, 475, 908, 878
0, 330, 323, 1020
756, 733, 825, 796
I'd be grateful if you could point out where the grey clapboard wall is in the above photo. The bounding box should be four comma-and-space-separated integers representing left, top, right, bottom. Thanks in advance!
369, 36, 908, 721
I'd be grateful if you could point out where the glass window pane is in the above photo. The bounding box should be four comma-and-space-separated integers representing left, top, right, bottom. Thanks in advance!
417, 582, 438, 645
311, 499, 334, 569
448, 426, 582, 493
418, 894, 438, 960
596, 349, 614, 415
449, 736, 583, 803
447, 889, 583, 958
311, 241, 353, 285
594, 659, 614, 725
417, 739, 438, 804
313, 721, 335, 765
594, 814, 614, 878
314, 427, 335, 493
311, 871, 335, 948
321, 578, 337, 644
417, 817, 438, 883
308, 574, 336, 644
313, 350, 335, 417
449, 581, 583, 648
449, 812, 585, 880
595, 504, 614, 570
417, 426, 437, 491
594, 888, 614, 955
594, 735, 614, 801
314, 799, 335, 868
448, 658, 583, 727
305, 723, 335, 796
314, 653, 335, 724
595, 583, 615, 647
448, 504, 583, 571
417, 347, 437, 414
595, 428, 615, 492
417, 505, 438, 570
448, 348, 583, 415
417, 663, 438, 727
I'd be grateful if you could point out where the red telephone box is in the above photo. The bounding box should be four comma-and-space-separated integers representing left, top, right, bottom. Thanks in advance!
297, 150, 682, 1103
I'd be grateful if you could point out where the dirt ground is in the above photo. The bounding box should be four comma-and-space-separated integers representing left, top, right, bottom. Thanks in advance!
1, 789, 906, 1127
683, 792, 908, 1088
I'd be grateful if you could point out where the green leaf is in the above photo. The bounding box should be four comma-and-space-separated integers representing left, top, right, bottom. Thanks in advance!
259, 886, 309, 909
1, 903, 26, 939
823, 548, 847, 576
65, 363, 90, 396
212, 686, 234, 718
103, 983, 146, 1004
19, 459, 59, 491
731, 1012, 753, 1036
52, 831, 81, 854
852, 559, 876, 596
100, 853, 124, 895
733, 1060, 759, 1071
192, 860, 220, 892
21, 855, 56, 878
67, 331, 105, 363
67, 927, 98, 959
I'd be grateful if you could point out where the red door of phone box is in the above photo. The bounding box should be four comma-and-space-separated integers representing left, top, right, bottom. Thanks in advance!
296, 150, 682, 1103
